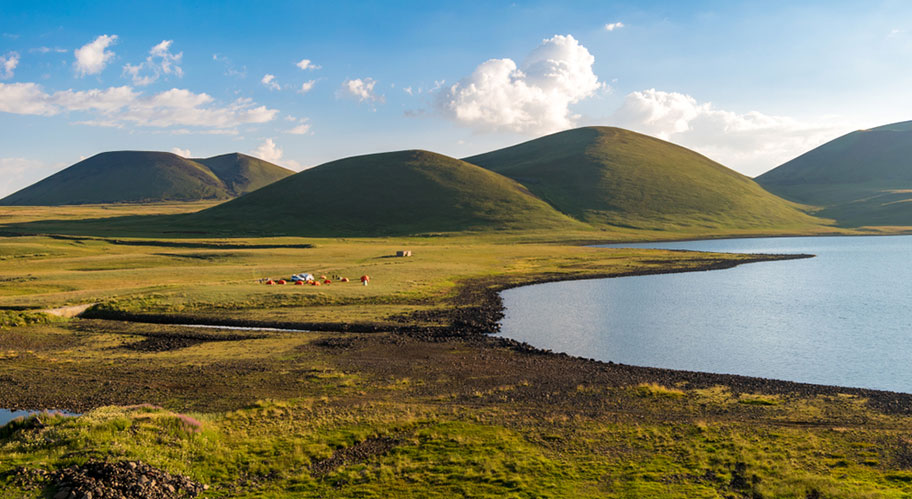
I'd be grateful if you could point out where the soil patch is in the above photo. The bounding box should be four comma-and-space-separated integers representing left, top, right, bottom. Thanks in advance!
311, 436, 402, 478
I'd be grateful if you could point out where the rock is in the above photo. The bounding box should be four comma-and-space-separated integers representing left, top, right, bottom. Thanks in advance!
49, 459, 205, 498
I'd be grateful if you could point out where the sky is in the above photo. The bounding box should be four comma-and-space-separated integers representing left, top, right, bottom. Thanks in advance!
2, 0, 912, 197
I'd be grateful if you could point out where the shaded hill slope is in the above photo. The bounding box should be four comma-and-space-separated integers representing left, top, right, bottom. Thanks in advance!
756, 121, 912, 226
465, 127, 823, 230
183, 150, 588, 236
0, 151, 293, 206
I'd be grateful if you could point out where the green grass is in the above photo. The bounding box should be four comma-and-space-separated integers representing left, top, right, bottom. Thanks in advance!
757, 122, 912, 226
0, 151, 292, 206
465, 126, 827, 231
2, 203, 912, 497
181, 149, 590, 237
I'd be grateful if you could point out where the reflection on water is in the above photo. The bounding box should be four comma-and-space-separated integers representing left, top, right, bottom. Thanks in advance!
498, 236, 912, 392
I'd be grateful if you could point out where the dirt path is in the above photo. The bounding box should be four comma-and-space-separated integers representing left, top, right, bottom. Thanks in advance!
42, 303, 95, 318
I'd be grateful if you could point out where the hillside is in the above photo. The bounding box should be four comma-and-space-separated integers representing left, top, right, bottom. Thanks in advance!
183, 149, 588, 236
756, 121, 912, 226
465, 127, 823, 230
0, 151, 293, 206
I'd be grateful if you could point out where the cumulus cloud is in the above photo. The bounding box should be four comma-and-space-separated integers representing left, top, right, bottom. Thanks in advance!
0, 52, 18, 79
0, 82, 278, 129
249, 138, 304, 169
74, 34, 118, 76
123, 40, 183, 86
285, 118, 311, 135
298, 80, 316, 94
438, 34, 603, 134
604, 22, 625, 31
261, 73, 280, 90
295, 58, 320, 70
611, 89, 847, 176
341, 77, 383, 103
171, 147, 191, 157
250, 138, 285, 163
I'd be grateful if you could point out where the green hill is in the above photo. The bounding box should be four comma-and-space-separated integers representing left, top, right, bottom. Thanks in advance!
0, 151, 293, 206
183, 149, 588, 236
756, 121, 912, 226
465, 127, 822, 230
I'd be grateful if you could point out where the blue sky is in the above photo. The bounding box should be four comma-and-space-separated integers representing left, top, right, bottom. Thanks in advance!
2, 0, 912, 196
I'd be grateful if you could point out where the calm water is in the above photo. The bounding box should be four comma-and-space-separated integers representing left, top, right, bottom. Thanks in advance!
498, 236, 912, 392
0, 409, 76, 426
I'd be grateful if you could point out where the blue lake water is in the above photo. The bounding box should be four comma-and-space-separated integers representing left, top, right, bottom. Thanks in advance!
0, 409, 76, 426
497, 236, 912, 393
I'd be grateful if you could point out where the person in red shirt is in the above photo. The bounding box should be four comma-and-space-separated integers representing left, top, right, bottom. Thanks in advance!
360, 275, 370, 286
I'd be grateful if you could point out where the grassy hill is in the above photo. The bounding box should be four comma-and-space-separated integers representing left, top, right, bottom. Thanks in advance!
183, 149, 588, 236
0, 151, 293, 206
756, 121, 912, 226
465, 127, 823, 231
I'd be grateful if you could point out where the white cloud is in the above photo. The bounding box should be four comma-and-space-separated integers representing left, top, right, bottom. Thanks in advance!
403, 86, 413, 95
0, 82, 278, 129
250, 138, 283, 163
611, 89, 847, 176
30, 47, 68, 54
341, 77, 383, 103
604, 22, 625, 31
295, 58, 320, 70
74, 34, 118, 76
261, 73, 280, 90
438, 34, 603, 134
298, 80, 316, 94
0, 83, 59, 115
249, 138, 305, 169
0, 52, 19, 79
123, 40, 183, 86
171, 147, 191, 157
286, 119, 311, 135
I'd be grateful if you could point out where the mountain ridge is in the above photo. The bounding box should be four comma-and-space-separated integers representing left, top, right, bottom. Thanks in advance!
0, 151, 294, 206
465, 126, 823, 231
756, 120, 912, 226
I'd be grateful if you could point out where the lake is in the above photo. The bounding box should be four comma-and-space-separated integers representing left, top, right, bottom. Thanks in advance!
497, 236, 912, 393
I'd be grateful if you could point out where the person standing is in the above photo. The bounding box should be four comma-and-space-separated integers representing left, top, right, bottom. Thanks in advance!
360, 275, 370, 286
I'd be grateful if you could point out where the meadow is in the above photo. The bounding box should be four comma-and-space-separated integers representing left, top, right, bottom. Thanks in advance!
1, 204, 912, 497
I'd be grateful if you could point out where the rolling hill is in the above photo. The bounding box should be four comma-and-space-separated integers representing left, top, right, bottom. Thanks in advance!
465, 127, 823, 230
756, 121, 912, 226
0, 151, 293, 206
182, 149, 588, 236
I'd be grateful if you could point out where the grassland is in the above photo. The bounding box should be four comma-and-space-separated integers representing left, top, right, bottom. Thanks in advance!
756, 122, 912, 226
0, 151, 293, 206
466, 127, 825, 231
2, 205, 912, 497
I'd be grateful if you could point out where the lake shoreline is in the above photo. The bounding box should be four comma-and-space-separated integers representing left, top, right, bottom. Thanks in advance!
65, 250, 912, 415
